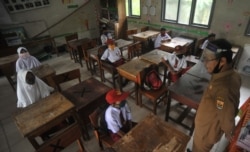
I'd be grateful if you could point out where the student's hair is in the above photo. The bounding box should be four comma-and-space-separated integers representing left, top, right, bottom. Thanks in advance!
207, 33, 216, 39
160, 28, 166, 31
210, 38, 233, 63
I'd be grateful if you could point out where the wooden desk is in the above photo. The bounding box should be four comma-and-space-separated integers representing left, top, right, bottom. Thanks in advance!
185, 61, 211, 80
31, 63, 56, 87
62, 77, 111, 139
0, 54, 18, 68
140, 49, 170, 64
112, 114, 190, 152
165, 73, 209, 135
13, 92, 85, 151
161, 37, 194, 53
116, 58, 151, 104
68, 38, 90, 67
133, 30, 159, 42
115, 39, 133, 50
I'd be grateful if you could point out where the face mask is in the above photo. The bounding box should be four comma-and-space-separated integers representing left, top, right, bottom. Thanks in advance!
20, 52, 30, 58
212, 58, 223, 73
176, 54, 183, 59
119, 100, 126, 107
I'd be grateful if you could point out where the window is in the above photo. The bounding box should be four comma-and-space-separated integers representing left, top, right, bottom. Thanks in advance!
126, 0, 141, 17
245, 18, 250, 36
162, 0, 215, 28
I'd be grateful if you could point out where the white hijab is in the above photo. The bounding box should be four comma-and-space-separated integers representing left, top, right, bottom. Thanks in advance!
16, 47, 41, 72
16, 70, 54, 108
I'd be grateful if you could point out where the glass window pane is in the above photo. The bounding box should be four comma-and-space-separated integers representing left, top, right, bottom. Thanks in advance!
164, 0, 178, 20
193, 0, 213, 25
126, 0, 129, 16
178, 0, 192, 24
131, 0, 140, 16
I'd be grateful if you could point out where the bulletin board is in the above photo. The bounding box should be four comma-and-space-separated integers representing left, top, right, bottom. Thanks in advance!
236, 44, 250, 76
2, 0, 50, 13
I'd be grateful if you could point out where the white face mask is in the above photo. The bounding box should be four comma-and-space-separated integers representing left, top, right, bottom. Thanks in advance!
19, 52, 30, 58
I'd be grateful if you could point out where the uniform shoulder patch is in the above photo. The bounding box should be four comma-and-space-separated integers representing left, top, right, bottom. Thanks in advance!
216, 97, 224, 110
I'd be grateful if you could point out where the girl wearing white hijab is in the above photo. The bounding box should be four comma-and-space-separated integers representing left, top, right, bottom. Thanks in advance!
16, 47, 41, 72
17, 70, 54, 108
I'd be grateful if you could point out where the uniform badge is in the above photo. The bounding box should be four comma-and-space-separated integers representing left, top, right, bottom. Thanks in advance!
216, 97, 224, 109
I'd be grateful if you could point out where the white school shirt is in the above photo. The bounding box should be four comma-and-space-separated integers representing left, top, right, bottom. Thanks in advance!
105, 102, 132, 134
154, 33, 171, 48
163, 52, 187, 71
16, 70, 54, 108
101, 33, 112, 45
201, 40, 209, 50
101, 47, 122, 63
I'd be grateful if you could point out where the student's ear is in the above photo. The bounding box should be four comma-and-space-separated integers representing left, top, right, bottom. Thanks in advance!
219, 57, 227, 67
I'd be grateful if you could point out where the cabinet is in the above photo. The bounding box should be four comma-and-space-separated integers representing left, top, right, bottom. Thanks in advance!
99, 0, 127, 39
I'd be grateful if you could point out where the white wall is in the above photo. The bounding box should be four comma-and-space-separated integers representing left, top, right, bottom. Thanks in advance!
0, 0, 100, 45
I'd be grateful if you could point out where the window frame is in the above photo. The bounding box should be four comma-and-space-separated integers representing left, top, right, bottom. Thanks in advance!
245, 18, 250, 36
126, 0, 141, 18
161, 0, 215, 28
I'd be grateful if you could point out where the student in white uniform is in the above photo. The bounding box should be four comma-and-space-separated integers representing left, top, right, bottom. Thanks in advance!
100, 27, 113, 45
16, 47, 41, 72
16, 70, 54, 108
105, 89, 136, 142
201, 33, 216, 50
154, 28, 171, 49
161, 45, 188, 83
101, 39, 125, 67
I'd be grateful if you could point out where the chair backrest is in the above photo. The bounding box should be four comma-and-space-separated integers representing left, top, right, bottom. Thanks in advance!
89, 105, 114, 149
65, 33, 78, 44
127, 41, 142, 60
82, 39, 98, 59
52, 68, 81, 92
126, 29, 137, 40
141, 26, 149, 32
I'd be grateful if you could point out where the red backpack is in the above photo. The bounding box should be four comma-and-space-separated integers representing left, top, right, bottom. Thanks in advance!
143, 69, 163, 91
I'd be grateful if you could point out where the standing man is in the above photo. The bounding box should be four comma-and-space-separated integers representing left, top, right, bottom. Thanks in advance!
192, 39, 241, 151
154, 28, 171, 49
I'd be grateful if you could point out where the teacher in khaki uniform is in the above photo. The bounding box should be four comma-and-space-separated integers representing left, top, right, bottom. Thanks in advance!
192, 39, 241, 152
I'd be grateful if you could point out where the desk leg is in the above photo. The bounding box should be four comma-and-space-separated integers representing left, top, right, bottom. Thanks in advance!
165, 92, 172, 121
74, 112, 90, 140
28, 137, 40, 149
118, 75, 123, 91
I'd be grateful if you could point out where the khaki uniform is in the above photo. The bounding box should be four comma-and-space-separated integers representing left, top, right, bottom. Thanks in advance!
193, 69, 241, 152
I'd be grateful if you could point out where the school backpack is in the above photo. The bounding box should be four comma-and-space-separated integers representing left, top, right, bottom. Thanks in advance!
142, 69, 163, 91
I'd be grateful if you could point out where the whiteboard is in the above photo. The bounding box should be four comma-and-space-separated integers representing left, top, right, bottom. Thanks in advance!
236, 44, 250, 76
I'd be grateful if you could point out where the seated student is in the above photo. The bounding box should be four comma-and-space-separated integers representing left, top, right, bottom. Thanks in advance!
105, 89, 136, 142
101, 39, 125, 67
201, 33, 216, 50
16, 47, 41, 72
16, 70, 54, 108
154, 28, 171, 49
161, 45, 188, 83
101, 27, 113, 45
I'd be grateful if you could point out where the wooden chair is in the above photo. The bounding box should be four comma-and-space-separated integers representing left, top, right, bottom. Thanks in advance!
140, 26, 149, 32
126, 29, 137, 40
138, 64, 168, 114
127, 41, 142, 60
52, 68, 81, 92
82, 39, 98, 71
89, 107, 114, 150
1, 61, 17, 91
65, 33, 78, 60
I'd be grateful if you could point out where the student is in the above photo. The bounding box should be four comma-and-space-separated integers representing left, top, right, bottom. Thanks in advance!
16, 70, 54, 108
201, 33, 216, 50
100, 27, 112, 45
161, 45, 188, 83
105, 89, 135, 142
101, 39, 125, 67
192, 39, 241, 152
16, 47, 41, 72
154, 28, 171, 49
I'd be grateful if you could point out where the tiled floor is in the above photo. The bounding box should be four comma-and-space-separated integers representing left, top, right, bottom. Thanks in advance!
0, 52, 249, 152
